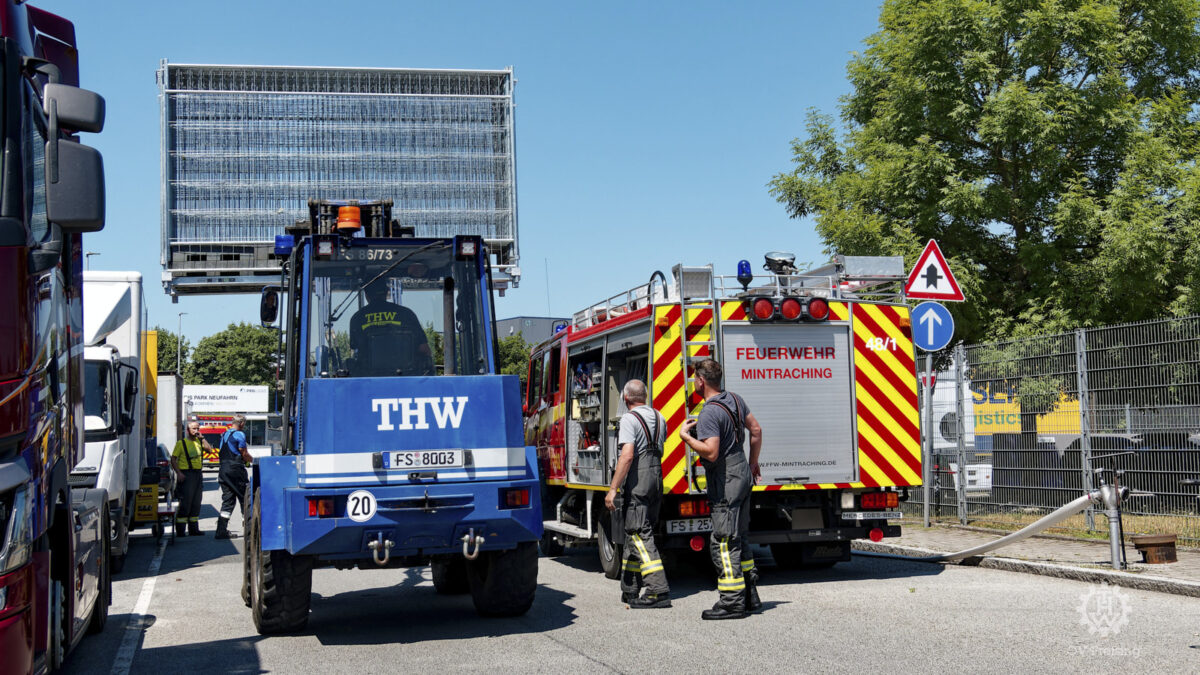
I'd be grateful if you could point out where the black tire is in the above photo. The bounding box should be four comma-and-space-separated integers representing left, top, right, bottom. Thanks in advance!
242, 484, 254, 608
770, 543, 805, 569
539, 530, 564, 557
770, 543, 839, 570
49, 579, 67, 671
250, 488, 312, 634
89, 509, 111, 634
466, 541, 538, 617
430, 557, 470, 595
596, 511, 622, 580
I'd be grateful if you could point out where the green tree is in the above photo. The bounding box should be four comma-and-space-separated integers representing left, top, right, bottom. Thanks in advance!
152, 326, 190, 374
185, 323, 280, 386
770, 0, 1200, 343
498, 333, 532, 378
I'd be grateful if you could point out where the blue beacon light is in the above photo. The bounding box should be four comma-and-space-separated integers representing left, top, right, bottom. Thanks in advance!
737, 260, 753, 290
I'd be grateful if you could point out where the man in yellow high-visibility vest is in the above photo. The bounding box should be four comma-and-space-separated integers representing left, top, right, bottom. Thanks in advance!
173, 420, 210, 537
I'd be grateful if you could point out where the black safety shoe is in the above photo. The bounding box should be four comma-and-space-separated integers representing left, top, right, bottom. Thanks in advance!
621, 591, 638, 604
214, 530, 239, 540
188, 525, 204, 537
629, 594, 672, 609
702, 606, 748, 620
746, 584, 762, 612
175, 524, 187, 538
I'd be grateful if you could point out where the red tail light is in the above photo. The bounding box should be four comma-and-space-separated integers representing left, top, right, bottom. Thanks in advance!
307, 497, 335, 517
779, 298, 803, 320
807, 298, 830, 321
751, 298, 775, 320
678, 498, 712, 517
860, 491, 899, 509
501, 488, 530, 509
689, 535, 706, 552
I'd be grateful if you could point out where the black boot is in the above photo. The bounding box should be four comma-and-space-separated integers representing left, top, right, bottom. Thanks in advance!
621, 591, 638, 604
188, 522, 204, 537
702, 603, 748, 620
214, 517, 238, 539
175, 523, 187, 538
629, 593, 671, 609
745, 581, 762, 612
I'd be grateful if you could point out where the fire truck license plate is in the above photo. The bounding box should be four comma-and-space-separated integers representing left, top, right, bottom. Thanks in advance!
841, 511, 902, 520
387, 450, 463, 470
665, 518, 713, 534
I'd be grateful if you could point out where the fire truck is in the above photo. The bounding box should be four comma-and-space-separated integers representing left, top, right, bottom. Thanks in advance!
526, 253, 921, 575
0, 1, 111, 671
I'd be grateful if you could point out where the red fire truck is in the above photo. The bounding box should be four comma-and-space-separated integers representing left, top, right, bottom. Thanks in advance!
0, 2, 111, 671
525, 254, 921, 576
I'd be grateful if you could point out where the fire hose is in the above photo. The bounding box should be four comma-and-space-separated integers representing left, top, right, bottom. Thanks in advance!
876, 464, 1152, 571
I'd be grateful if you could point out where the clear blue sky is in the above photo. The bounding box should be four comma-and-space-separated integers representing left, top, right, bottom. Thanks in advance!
49, 0, 881, 344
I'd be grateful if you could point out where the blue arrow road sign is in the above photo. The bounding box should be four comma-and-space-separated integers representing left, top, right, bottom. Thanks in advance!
912, 301, 954, 352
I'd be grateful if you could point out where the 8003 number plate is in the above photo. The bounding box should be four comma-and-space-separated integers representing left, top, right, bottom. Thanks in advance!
385, 450, 463, 470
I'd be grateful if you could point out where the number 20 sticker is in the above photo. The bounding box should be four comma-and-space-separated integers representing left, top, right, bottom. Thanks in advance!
347, 490, 377, 522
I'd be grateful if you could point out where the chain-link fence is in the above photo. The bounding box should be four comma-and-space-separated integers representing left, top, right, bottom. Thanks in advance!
907, 315, 1200, 545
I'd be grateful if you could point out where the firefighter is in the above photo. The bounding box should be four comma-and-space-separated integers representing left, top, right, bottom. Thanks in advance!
215, 414, 252, 539
348, 278, 434, 376
605, 379, 670, 609
172, 420, 210, 536
679, 358, 763, 619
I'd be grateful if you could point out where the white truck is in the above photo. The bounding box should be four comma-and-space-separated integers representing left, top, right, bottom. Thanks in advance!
73, 271, 148, 572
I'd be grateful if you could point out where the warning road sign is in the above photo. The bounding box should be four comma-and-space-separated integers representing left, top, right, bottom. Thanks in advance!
904, 239, 964, 302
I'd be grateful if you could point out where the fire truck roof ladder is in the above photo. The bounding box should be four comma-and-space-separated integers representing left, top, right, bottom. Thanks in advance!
672, 264, 717, 493
571, 270, 675, 330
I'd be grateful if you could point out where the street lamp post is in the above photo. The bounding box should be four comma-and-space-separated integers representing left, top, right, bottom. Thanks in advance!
177, 312, 188, 374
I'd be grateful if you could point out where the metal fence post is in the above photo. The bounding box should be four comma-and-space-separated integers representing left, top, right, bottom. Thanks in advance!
1075, 328, 1095, 531
922, 353, 932, 528
954, 345, 969, 525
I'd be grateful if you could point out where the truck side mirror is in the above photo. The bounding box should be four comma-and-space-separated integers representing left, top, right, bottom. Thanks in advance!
43, 84, 106, 234
122, 367, 138, 413
260, 287, 280, 325
44, 84, 105, 133
267, 413, 283, 431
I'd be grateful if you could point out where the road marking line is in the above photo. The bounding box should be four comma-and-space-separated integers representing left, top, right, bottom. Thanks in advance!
109, 538, 167, 675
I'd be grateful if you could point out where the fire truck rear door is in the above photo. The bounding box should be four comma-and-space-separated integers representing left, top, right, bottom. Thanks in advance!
720, 322, 856, 484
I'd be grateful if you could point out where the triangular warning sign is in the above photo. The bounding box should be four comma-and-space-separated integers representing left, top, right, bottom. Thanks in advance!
904, 239, 964, 301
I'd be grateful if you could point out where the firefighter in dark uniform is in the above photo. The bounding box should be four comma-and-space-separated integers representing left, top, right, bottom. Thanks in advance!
215, 414, 252, 539
172, 420, 209, 536
348, 279, 434, 377
605, 379, 670, 608
680, 358, 764, 619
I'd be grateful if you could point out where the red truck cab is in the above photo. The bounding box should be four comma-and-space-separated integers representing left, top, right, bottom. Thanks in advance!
0, 2, 109, 672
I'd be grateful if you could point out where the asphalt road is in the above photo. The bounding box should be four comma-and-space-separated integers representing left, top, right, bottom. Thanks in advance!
65, 476, 1199, 674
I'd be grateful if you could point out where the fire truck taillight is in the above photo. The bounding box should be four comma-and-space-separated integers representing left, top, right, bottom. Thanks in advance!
779, 298, 803, 321
678, 498, 712, 517
750, 297, 775, 321
860, 491, 899, 510
807, 298, 830, 321
336, 205, 361, 233
501, 487, 530, 509
307, 498, 335, 518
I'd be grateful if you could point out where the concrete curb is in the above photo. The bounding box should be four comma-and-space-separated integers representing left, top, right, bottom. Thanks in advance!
851, 540, 1200, 599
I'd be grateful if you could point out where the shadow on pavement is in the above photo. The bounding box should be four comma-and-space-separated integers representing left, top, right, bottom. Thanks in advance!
128, 634, 265, 674
307, 568, 579, 646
